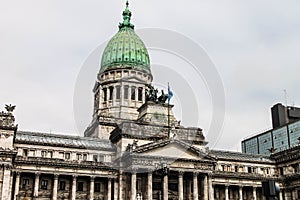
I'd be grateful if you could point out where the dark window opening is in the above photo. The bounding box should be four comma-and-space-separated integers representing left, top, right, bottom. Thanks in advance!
59, 181, 66, 190
83, 154, 87, 161
124, 86, 129, 99
95, 183, 101, 192
103, 88, 107, 101
248, 167, 252, 173
138, 87, 143, 101
93, 155, 98, 162
77, 182, 84, 191
41, 180, 48, 190
116, 86, 121, 100
65, 153, 70, 160
109, 86, 114, 101
131, 86, 136, 100
23, 149, 28, 157
22, 179, 29, 189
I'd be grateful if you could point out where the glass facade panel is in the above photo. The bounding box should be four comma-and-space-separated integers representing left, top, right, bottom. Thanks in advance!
273, 126, 289, 151
288, 120, 300, 146
258, 132, 272, 155
244, 138, 258, 154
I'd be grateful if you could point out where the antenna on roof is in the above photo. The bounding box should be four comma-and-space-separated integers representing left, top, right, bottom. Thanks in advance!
283, 89, 288, 107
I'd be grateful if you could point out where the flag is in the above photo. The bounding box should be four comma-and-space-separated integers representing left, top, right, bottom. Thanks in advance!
168, 83, 173, 103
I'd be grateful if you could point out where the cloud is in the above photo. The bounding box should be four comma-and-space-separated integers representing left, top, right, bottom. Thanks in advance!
0, 0, 299, 151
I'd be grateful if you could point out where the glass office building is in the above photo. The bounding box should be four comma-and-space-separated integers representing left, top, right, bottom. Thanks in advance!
242, 120, 300, 155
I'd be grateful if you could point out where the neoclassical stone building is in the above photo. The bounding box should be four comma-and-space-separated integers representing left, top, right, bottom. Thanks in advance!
0, 1, 299, 200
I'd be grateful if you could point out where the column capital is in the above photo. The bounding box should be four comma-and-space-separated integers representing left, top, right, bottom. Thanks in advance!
54, 174, 59, 179
178, 171, 184, 176
72, 175, 78, 179
15, 171, 21, 176
35, 172, 41, 177
90, 176, 95, 181
193, 172, 199, 177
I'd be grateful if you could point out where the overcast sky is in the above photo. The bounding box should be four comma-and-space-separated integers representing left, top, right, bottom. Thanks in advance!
1, 0, 300, 151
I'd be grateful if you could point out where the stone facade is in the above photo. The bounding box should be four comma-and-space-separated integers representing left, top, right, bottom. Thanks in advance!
1, 2, 300, 200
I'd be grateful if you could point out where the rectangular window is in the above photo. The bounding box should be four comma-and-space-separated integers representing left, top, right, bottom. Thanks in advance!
99, 155, 105, 162
77, 182, 84, 191
41, 180, 48, 190
93, 155, 98, 162
30, 150, 35, 157
138, 87, 143, 101
124, 86, 129, 99
49, 151, 53, 158
131, 86, 136, 100
22, 179, 29, 189
65, 153, 70, 160
83, 154, 87, 161
59, 181, 66, 190
116, 86, 121, 100
23, 149, 28, 157
95, 182, 101, 192
103, 88, 107, 101
41, 151, 47, 158
109, 86, 114, 101
77, 154, 82, 160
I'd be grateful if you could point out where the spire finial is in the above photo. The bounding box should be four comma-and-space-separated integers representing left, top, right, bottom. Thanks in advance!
119, 0, 134, 30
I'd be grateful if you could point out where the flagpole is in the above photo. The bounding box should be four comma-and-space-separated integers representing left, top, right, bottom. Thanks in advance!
168, 82, 170, 137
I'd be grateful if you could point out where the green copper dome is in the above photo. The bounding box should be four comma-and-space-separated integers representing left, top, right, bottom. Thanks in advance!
100, 1, 151, 74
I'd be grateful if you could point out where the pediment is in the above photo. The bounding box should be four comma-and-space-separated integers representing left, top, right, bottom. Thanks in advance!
134, 139, 214, 161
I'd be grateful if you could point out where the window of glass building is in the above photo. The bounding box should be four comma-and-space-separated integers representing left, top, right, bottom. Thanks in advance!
273, 126, 289, 151
288, 120, 300, 146
258, 132, 273, 155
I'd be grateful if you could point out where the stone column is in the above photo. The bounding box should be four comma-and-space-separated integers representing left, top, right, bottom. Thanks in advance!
108, 178, 112, 200
178, 172, 184, 200
239, 186, 243, 200
147, 172, 152, 200
52, 174, 59, 200
163, 174, 168, 200
118, 172, 123, 200
253, 187, 257, 200
225, 185, 229, 200
114, 178, 118, 200
13, 172, 20, 200
203, 175, 208, 200
1, 166, 11, 200
33, 172, 40, 197
279, 190, 283, 200
131, 172, 137, 200
89, 176, 95, 200
193, 172, 198, 200
208, 175, 214, 200
71, 175, 77, 200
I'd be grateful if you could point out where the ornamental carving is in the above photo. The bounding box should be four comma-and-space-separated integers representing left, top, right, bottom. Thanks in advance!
194, 163, 214, 171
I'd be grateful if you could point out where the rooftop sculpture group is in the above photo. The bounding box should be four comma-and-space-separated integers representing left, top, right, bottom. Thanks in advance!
145, 84, 169, 104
